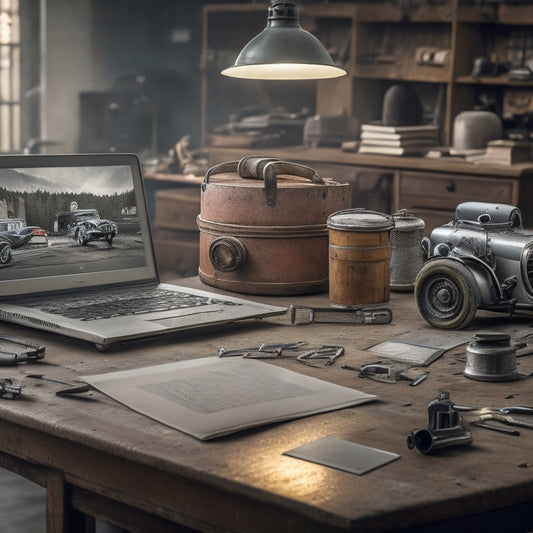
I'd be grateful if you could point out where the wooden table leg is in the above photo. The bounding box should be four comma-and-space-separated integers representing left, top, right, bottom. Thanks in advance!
46, 470, 94, 533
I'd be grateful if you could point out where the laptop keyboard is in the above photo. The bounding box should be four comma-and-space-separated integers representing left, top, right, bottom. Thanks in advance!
24, 287, 239, 321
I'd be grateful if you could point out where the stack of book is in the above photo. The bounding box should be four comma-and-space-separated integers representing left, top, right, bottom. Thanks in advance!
474, 139, 532, 166
358, 124, 440, 156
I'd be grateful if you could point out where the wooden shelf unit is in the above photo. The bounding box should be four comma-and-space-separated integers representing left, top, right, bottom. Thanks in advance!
201, 1, 533, 147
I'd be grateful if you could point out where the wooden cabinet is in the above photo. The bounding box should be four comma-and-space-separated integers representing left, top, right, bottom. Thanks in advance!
202, 1, 533, 147
152, 187, 201, 278
142, 172, 202, 277
397, 170, 520, 230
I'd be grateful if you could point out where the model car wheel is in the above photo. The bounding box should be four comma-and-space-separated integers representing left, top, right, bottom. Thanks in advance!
105, 233, 114, 246
76, 226, 88, 246
415, 259, 480, 329
0, 243, 12, 264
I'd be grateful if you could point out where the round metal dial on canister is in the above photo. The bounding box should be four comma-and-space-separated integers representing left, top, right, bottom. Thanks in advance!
464, 332, 518, 382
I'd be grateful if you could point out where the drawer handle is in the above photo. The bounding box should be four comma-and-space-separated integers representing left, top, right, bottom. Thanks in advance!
445, 181, 456, 193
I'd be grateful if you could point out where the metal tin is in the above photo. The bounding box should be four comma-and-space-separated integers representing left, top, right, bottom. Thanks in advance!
390, 211, 425, 292
464, 332, 518, 382
327, 209, 394, 306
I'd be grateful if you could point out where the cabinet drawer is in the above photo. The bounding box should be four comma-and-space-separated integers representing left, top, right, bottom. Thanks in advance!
154, 188, 201, 231
310, 163, 393, 213
153, 231, 199, 277
399, 171, 515, 210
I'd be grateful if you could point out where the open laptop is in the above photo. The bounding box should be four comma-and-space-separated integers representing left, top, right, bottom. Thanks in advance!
0, 153, 286, 350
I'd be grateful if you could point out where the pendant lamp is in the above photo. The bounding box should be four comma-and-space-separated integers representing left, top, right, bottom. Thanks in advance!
221, 1, 347, 80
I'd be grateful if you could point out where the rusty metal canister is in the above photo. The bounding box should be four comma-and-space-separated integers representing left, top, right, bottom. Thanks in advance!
327, 209, 394, 306
197, 157, 351, 295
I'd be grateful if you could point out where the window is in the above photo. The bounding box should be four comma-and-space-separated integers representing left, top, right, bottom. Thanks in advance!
0, 0, 19, 152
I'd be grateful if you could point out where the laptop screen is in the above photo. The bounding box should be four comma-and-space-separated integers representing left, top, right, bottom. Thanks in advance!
0, 153, 158, 298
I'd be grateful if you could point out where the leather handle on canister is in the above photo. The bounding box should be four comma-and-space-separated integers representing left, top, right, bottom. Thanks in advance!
202, 160, 240, 187
202, 156, 323, 206
202, 157, 279, 184
239, 156, 323, 206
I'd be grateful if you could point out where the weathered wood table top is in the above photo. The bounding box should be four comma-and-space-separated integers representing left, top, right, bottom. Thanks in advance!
1, 277, 533, 532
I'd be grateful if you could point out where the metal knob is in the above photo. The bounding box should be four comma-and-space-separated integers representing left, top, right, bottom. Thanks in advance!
208, 236, 247, 272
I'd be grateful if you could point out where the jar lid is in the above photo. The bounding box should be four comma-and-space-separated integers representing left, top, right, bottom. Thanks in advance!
392, 212, 425, 231
327, 209, 394, 231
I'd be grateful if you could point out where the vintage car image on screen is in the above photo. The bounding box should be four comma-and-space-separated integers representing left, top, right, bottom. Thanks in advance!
0, 231, 34, 264
54, 209, 118, 246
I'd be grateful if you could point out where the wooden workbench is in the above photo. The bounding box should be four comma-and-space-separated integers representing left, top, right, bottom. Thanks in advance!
1, 276, 533, 532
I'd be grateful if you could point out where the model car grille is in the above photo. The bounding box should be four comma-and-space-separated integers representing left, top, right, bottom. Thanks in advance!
523, 245, 533, 295
100, 224, 114, 232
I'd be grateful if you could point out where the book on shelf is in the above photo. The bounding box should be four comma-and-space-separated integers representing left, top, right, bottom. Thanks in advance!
361, 123, 440, 136
477, 139, 532, 165
358, 144, 430, 156
360, 137, 437, 148
361, 130, 439, 142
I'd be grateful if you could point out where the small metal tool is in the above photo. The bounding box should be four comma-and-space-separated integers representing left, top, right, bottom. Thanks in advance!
0, 335, 45, 366
0, 378, 22, 399
25, 374, 90, 396
409, 372, 429, 387
478, 411, 533, 431
358, 363, 412, 384
290, 306, 392, 325
470, 420, 520, 436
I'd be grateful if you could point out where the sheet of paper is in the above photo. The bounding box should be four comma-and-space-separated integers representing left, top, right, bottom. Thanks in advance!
284, 436, 400, 475
82, 357, 376, 440
368, 330, 473, 366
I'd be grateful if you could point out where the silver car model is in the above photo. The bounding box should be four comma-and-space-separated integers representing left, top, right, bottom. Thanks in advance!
415, 202, 533, 329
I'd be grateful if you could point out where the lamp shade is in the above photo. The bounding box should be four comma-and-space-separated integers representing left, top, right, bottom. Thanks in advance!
221, 2, 347, 80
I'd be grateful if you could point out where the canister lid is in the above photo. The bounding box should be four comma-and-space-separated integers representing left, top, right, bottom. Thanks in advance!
392, 210, 425, 231
327, 209, 394, 231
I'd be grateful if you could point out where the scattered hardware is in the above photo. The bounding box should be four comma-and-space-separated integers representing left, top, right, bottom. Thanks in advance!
0, 378, 22, 399
409, 372, 429, 387
470, 420, 520, 436
351, 362, 428, 385
296, 345, 344, 366
407, 391, 473, 454
358, 363, 410, 384
290, 305, 392, 325
464, 332, 518, 382
218, 341, 307, 359
0, 335, 45, 366
217, 342, 345, 366
478, 410, 533, 431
